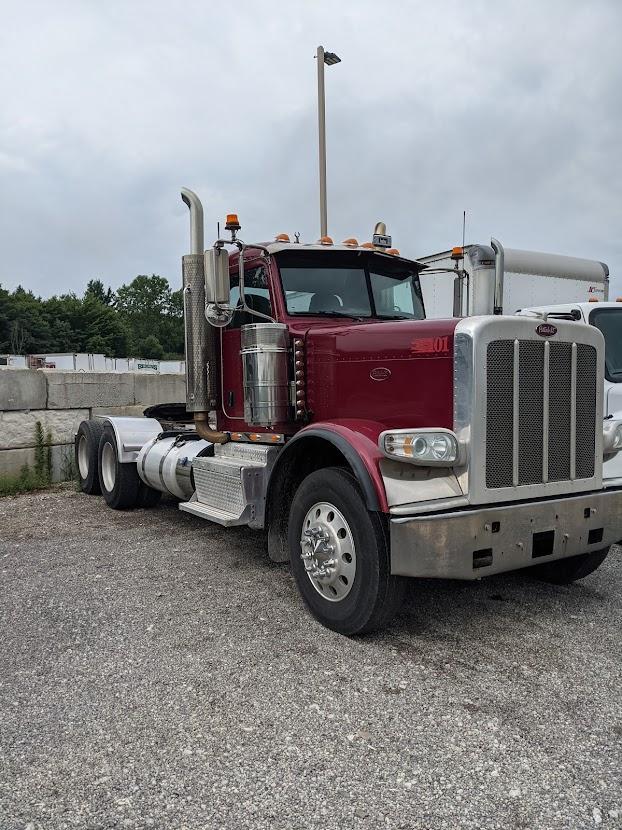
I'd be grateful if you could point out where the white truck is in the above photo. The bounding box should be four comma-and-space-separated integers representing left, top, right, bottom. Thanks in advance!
418, 241, 621, 484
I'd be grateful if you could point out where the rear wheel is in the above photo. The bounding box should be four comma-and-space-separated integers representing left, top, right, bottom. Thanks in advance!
98, 425, 141, 510
288, 467, 405, 635
532, 548, 610, 585
75, 420, 104, 495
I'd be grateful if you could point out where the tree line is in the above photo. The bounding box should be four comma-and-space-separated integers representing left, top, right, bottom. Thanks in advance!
0, 276, 184, 359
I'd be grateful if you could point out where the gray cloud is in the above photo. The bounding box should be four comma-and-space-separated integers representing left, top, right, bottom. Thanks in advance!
1, 0, 621, 298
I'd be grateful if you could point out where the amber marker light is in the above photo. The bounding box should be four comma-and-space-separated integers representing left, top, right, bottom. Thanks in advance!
588, 297, 599, 303
386, 248, 400, 256
275, 233, 290, 242
361, 242, 375, 249
317, 236, 333, 245
225, 214, 241, 231
451, 246, 463, 260
342, 237, 359, 247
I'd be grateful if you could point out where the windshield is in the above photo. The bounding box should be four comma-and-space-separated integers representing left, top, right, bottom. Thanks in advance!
590, 307, 622, 382
277, 251, 425, 320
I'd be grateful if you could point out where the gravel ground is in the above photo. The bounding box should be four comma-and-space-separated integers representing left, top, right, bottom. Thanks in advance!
0, 488, 621, 830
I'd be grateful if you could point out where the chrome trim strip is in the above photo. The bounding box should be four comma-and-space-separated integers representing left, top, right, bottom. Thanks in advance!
570, 343, 577, 481
542, 340, 550, 483
512, 339, 520, 487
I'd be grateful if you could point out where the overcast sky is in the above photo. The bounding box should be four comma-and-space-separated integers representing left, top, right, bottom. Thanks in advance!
1, 0, 621, 299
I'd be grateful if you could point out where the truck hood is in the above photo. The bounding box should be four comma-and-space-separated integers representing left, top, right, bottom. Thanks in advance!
304, 319, 459, 430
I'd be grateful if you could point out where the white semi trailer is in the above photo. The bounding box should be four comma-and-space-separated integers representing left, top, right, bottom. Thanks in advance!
418, 241, 609, 319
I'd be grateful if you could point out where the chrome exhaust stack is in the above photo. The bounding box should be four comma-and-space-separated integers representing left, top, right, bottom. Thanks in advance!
180, 188, 228, 443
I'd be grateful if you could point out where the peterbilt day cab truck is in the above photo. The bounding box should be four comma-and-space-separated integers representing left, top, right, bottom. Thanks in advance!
74, 192, 622, 635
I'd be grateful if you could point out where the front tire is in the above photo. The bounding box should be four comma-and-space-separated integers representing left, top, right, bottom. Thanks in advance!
288, 467, 405, 635
532, 548, 610, 584
75, 420, 104, 495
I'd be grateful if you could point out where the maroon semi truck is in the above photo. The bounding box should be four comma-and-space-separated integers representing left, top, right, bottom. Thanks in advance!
74, 189, 622, 635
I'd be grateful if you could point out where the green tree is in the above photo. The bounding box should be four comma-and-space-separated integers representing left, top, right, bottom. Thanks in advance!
85, 334, 108, 354
139, 334, 164, 359
84, 279, 114, 306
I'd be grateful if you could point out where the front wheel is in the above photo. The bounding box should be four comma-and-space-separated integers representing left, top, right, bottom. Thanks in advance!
288, 467, 406, 635
532, 548, 610, 585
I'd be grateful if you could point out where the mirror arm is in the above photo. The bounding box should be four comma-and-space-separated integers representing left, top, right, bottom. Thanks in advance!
236, 242, 275, 323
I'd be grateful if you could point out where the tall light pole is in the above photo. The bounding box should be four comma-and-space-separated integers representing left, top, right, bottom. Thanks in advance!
316, 46, 341, 238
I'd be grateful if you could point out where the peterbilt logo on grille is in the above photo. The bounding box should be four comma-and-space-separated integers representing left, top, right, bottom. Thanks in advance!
370, 367, 391, 381
535, 323, 557, 337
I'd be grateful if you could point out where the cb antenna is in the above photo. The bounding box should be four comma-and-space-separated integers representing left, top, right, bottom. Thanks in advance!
462, 209, 466, 253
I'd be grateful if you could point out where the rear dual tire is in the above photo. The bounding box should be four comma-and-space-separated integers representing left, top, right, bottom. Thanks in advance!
75, 420, 105, 495
97, 424, 161, 510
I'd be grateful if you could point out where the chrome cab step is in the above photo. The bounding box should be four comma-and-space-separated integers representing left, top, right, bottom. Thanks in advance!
180, 442, 280, 528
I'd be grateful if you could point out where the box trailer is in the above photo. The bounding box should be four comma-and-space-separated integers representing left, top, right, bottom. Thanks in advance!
418, 242, 609, 318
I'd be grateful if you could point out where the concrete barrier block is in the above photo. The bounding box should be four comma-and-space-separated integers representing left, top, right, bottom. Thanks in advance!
0, 369, 47, 411
0, 443, 74, 482
0, 409, 89, 450
134, 373, 185, 406
45, 372, 135, 409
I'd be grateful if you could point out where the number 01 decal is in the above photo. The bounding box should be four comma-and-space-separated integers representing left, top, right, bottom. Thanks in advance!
411, 336, 451, 355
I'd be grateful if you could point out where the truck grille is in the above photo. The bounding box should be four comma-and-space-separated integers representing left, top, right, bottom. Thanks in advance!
485, 340, 596, 489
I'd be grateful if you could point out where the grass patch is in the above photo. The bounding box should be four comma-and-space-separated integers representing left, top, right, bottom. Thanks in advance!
0, 465, 51, 497
0, 419, 76, 497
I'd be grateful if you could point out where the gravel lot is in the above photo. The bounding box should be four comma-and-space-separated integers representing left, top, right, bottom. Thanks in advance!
1, 488, 621, 830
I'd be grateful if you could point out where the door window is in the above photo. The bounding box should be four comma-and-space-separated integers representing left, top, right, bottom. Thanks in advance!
228, 265, 272, 328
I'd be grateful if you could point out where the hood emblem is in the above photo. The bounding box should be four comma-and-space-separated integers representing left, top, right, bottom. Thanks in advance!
535, 323, 557, 337
370, 367, 391, 381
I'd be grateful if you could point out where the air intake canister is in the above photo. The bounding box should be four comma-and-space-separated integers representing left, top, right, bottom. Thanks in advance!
240, 323, 289, 427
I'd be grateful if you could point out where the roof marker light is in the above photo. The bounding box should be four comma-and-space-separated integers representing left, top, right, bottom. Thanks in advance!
342, 237, 359, 247
387, 248, 400, 256
451, 246, 463, 260
275, 233, 290, 242
318, 236, 333, 245
361, 242, 375, 249
589, 297, 599, 303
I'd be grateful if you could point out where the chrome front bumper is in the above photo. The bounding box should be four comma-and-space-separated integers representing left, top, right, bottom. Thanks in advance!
390, 488, 622, 579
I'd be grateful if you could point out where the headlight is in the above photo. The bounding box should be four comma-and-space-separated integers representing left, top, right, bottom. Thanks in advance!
379, 429, 459, 466
603, 419, 622, 454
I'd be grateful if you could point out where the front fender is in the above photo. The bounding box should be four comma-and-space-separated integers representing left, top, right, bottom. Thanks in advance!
287, 420, 389, 512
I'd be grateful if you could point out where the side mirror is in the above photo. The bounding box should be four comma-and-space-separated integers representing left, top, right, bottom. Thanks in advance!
205, 248, 230, 305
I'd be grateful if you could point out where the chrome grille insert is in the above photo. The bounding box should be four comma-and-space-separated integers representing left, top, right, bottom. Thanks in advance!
486, 340, 597, 489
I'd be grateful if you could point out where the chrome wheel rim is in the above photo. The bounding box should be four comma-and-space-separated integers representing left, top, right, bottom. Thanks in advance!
101, 441, 117, 493
300, 501, 356, 602
77, 435, 89, 479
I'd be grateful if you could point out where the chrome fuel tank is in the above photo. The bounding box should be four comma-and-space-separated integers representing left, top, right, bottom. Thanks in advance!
240, 323, 289, 427
137, 434, 212, 499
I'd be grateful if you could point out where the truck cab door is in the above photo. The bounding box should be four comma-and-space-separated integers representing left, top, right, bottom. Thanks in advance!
220, 262, 273, 423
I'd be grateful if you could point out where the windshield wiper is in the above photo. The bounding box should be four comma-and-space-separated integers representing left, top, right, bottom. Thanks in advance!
292, 311, 367, 321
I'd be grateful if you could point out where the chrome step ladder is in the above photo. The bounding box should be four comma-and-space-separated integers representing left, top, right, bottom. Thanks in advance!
179, 443, 280, 527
